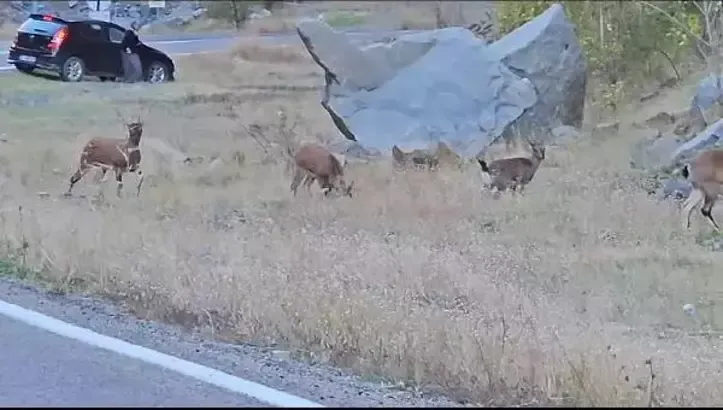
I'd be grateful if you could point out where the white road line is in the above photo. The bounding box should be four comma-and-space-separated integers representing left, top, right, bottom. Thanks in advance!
0, 299, 324, 408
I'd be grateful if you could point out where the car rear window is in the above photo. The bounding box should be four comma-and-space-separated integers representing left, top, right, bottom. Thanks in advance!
18, 18, 65, 35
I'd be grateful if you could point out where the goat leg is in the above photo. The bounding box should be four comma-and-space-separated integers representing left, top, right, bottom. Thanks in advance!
135, 169, 144, 197
303, 173, 316, 194
115, 169, 124, 198
290, 167, 304, 196
702, 195, 721, 231
98, 168, 109, 183
682, 188, 704, 230
67, 165, 91, 196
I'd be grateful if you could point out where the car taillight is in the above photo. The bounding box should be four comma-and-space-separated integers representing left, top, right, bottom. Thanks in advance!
48, 27, 68, 53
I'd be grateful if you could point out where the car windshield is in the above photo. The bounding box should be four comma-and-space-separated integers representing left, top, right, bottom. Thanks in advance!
18, 18, 65, 35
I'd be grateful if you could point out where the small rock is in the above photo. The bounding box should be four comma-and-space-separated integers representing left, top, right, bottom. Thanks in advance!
657, 178, 692, 201
644, 111, 676, 132
551, 125, 581, 144
271, 350, 291, 360
639, 90, 660, 102
630, 128, 683, 171
205, 157, 225, 173
37, 192, 50, 198
593, 121, 620, 137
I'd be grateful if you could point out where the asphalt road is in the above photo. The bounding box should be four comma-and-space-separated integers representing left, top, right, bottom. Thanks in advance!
0, 28, 422, 72
0, 314, 270, 406
0, 278, 459, 407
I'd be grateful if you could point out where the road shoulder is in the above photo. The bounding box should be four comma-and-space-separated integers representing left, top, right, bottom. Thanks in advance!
0, 277, 461, 407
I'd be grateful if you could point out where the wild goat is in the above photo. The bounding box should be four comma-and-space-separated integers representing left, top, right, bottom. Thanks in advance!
477, 138, 546, 195
392, 145, 439, 170
391, 142, 461, 170
66, 118, 144, 198
290, 143, 353, 198
680, 149, 723, 231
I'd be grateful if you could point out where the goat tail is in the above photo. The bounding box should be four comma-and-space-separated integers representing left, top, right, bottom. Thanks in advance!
681, 164, 690, 179
282, 144, 296, 177
329, 153, 344, 176
477, 158, 490, 174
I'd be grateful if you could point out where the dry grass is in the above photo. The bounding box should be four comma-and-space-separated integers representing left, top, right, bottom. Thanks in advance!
138, 18, 238, 36
0, 40, 722, 406
0, 23, 17, 40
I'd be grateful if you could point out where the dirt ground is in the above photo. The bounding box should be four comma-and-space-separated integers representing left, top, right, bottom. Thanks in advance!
0, 37, 721, 406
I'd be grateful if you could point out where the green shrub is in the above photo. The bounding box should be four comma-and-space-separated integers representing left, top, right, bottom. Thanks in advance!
202, 1, 256, 29
497, 1, 699, 109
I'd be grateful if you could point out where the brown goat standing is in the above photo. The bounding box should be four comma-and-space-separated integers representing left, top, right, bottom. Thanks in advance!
392, 145, 440, 170
392, 142, 463, 170
66, 118, 144, 198
477, 138, 546, 196
290, 143, 353, 198
680, 149, 723, 231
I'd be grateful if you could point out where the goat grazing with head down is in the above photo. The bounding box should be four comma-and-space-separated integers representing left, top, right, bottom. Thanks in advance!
66, 116, 144, 198
290, 143, 353, 198
477, 137, 546, 196
680, 148, 723, 231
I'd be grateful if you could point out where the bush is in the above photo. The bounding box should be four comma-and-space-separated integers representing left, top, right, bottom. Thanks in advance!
203, 1, 285, 29
497, 1, 698, 109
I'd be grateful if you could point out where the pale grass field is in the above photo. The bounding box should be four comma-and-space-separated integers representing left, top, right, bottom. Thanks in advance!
0, 41, 722, 406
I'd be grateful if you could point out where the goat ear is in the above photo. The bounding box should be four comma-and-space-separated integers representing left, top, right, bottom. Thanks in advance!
392, 146, 405, 163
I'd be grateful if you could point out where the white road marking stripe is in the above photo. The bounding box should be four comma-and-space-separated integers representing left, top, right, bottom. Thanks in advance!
0, 299, 324, 408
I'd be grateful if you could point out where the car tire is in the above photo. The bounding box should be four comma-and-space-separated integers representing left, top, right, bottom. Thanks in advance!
14, 64, 34, 74
145, 61, 169, 84
99, 76, 109, 82
60, 56, 86, 82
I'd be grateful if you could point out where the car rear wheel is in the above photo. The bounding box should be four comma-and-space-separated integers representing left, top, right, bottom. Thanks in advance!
14, 64, 35, 74
60, 56, 85, 82
145, 61, 169, 84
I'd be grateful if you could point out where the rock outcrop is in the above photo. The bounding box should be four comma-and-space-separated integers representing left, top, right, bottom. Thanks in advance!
296, 3, 587, 158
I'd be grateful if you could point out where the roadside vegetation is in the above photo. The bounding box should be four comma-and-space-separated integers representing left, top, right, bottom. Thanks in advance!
1, 1, 723, 406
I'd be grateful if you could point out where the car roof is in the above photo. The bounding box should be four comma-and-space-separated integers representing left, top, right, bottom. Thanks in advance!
27, 14, 126, 30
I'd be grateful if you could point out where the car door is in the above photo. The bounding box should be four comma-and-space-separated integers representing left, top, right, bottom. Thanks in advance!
105, 24, 126, 77
75, 22, 112, 74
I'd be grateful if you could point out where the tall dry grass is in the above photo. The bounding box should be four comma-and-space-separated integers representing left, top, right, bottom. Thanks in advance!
0, 42, 721, 406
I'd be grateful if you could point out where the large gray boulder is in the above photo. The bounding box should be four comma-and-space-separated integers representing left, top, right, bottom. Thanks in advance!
671, 118, 723, 165
296, 3, 587, 157
692, 74, 723, 112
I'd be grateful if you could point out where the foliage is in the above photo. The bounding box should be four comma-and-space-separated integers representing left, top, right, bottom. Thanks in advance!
497, 1, 700, 109
202, 1, 285, 29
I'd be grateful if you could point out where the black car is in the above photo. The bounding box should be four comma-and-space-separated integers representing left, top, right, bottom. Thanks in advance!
7, 14, 176, 83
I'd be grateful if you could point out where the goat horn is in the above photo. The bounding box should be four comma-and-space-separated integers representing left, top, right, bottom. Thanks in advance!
113, 108, 126, 123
